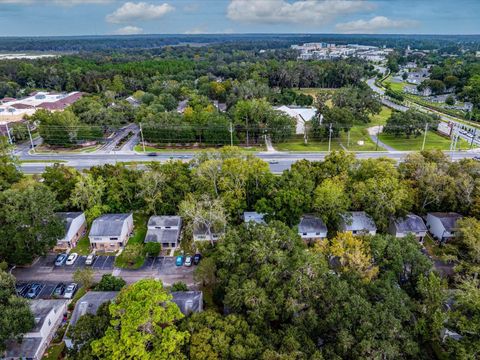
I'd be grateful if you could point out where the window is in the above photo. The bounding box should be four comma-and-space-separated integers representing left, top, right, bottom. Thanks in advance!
316, 232, 320, 235
303, 232, 307, 236
352, 230, 357, 234
48, 319, 51, 326
110, 237, 118, 241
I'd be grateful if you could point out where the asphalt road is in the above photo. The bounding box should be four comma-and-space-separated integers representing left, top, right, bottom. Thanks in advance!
17, 149, 480, 174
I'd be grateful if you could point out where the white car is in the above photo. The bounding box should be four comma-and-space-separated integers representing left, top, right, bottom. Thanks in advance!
85, 254, 96, 266
63, 283, 77, 299
184, 256, 192, 267
66, 253, 78, 265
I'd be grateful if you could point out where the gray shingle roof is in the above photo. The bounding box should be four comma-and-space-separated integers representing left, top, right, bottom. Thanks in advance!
145, 228, 180, 244
393, 214, 427, 233
56, 212, 83, 233
428, 212, 463, 231
171, 291, 203, 315
243, 212, 266, 224
298, 215, 327, 233
69, 291, 119, 328
89, 213, 131, 237
148, 216, 181, 228
341, 211, 376, 232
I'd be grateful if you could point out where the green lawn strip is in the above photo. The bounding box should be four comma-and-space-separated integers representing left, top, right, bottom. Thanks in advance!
275, 139, 341, 152
114, 213, 147, 269
42, 342, 65, 360
70, 235, 90, 255
383, 76, 407, 92
134, 144, 264, 153
379, 131, 469, 151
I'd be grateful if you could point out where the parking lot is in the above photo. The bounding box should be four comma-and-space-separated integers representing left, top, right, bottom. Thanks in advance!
14, 252, 196, 287
16, 281, 79, 300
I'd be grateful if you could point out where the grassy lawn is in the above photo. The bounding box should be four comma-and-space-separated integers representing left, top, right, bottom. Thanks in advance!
129, 213, 148, 245
70, 235, 90, 255
383, 76, 407, 92
369, 106, 392, 126
42, 342, 64, 360
379, 131, 469, 151
115, 213, 147, 269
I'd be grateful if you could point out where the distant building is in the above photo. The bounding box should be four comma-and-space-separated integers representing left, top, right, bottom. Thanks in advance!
243, 211, 266, 225
125, 96, 141, 108
171, 291, 203, 315
274, 105, 318, 135
426, 212, 463, 243
176, 99, 189, 113
213, 100, 227, 112
55, 212, 87, 250
89, 213, 134, 251
388, 214, 427, 242
192, 223, 224, 243
65, 291, 118, 349
298, 215, 327, 243
339, 211, 377, 236
4, 299, 68, 360
0, 91, 82, 123
145, 216, 182, 249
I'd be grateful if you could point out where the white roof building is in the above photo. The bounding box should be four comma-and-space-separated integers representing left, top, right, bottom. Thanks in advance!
274, 105, 318, 135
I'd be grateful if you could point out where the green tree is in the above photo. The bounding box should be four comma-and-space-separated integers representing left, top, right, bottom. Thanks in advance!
68, 301, 111, 359
95, 274, 126, 291
0, 269, 34, 352
0, 179, 63, 264
456, 217, 480, 264
313, 177, 350, 231
91, 279, 189, 360
0, 136, 22, 191
383, 110, 439, 138
73, 267, 95, 290
42, 164, 80, 209
183, 311, 264, 360
171, 282, 188, 292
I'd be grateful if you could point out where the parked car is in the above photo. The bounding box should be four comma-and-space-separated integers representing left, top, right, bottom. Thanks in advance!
269, 160, 279, 164
25, 283, 43, 299
85, 254, 96, 266
55, 253, 68, 266
175, 255, 184, 266
193, 253, 202, 265
52, 283, 66, 297
66, 253, 78, 265
184, 256, 192, 267
64, 283, 78, 299
147, 152, 158, 157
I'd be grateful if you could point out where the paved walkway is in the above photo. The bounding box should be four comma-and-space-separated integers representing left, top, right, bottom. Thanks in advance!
367, 125, 396, 152
265, 136, 277, 153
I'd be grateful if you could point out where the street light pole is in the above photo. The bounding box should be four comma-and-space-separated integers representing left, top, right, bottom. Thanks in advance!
27, 124, 35, 153
139, 123, 146, 152
328, 123, 332, 153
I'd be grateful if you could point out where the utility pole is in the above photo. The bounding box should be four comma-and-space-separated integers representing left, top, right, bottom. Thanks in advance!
4, 124, 12, 144
421, 122, 429, 151
229, 122, 233, 146
246, 116, 249, 147
347, 130, 350, 149
470, 128, 477, 149
328, 123, 333, 153
27, 123, 35, 153
139, 123, 146, 152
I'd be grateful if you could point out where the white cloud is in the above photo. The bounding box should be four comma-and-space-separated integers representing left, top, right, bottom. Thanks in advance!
335, 16, 418, 33
0, 0, 112, 4
113, 25, 144, 35
227, 0, 375, 25
106, 2, 174, 24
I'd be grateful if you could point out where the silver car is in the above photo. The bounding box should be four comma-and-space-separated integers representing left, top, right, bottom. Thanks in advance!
63, 283, 78, 299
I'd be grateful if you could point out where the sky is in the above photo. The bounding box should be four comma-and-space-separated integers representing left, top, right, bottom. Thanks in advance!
0, 0, 478, 37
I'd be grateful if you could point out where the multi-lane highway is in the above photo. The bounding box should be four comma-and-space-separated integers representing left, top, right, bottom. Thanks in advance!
17, 149, 480, 174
